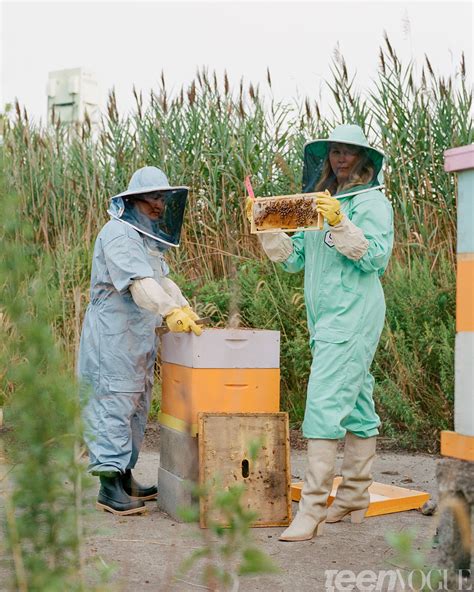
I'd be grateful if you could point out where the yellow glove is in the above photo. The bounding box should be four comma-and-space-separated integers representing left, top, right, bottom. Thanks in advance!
316, 194, 344, 226
245, 197, 254, 223
165, 308, 202, 336
181, 305, 199, 321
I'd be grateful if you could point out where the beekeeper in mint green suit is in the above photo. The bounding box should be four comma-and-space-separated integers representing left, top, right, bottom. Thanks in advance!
249, 125, 393, 541
78, 166, 202, 516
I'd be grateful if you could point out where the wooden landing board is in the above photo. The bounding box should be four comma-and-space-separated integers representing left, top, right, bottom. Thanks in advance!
198, 413, 292, 528
291, 477, 430, 517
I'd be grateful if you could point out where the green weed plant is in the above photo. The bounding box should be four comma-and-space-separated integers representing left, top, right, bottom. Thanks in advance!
0, 185, 108, 591
177, 438, 278, 591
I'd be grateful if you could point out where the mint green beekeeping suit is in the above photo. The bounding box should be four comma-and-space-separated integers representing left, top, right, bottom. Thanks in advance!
281, 125, 393, 439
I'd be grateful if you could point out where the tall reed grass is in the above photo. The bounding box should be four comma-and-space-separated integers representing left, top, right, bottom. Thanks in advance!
2, 37, 472, 449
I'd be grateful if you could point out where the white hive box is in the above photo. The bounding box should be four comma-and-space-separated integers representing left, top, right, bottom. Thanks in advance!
161, 328, 280, 369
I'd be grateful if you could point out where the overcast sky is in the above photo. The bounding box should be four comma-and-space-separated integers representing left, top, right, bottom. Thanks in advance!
2, 0, 472, 124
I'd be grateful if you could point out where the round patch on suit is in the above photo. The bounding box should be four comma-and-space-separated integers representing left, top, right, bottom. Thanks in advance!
324, 231, 335, 248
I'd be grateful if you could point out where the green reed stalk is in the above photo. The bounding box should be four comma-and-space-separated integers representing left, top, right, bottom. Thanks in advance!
2, 38, 471, 448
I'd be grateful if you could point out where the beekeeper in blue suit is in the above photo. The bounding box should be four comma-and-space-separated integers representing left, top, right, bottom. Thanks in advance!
248, 124, 393, 540
78, 166, 202, 516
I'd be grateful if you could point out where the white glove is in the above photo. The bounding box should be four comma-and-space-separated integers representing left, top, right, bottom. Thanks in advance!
329, 216, 369, 261
258, 232, 294, 263
130, 277, 181, 317
160, 276, 189, 307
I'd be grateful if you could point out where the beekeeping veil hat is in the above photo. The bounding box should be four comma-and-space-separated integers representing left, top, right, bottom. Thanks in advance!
108, 166, 189, 248
302, 124, 385, 193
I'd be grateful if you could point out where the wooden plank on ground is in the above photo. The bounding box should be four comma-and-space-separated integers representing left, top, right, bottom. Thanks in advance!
291, 477, 430, 517
198, 412, 291, 528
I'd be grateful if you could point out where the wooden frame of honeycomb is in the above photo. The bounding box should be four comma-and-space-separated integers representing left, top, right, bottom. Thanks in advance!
250, 192, 325, 234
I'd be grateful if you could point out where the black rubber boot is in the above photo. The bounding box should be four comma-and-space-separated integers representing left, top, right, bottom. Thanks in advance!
122, 469, 158, 501
96, 473, 147, 515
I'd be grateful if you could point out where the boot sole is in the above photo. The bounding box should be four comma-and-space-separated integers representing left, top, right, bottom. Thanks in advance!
129, 493, 158, 501
279, 534, 314, 542
96, 502, 148, 516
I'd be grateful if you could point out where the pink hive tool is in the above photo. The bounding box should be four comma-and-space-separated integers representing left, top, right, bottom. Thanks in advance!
244, 175, 256, 200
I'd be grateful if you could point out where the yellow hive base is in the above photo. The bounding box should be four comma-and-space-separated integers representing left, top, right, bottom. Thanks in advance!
441, 430, 474, 462
291, 477, 430, 517
158, 411, 198, 436
161, 363, 280, 430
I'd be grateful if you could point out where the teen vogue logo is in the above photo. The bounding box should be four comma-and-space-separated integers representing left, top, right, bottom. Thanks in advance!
324, 568, 472, 591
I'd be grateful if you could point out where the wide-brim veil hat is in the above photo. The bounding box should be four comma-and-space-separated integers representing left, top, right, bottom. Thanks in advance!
111, 166, 188, 200
302, 124, 385, 191
108, 166, 189, 248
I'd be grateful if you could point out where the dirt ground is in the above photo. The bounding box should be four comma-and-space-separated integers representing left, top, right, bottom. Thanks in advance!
87, 425, 441, 591
1, 424, 442, 591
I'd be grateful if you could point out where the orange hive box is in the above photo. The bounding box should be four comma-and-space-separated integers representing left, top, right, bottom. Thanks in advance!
456, 256, 474, 332
161, 363, 280, 435
441, 430, 474, 462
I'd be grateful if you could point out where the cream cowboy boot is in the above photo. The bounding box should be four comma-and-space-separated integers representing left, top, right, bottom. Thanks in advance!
326, 432, 376, 524
279, 438, 338, 541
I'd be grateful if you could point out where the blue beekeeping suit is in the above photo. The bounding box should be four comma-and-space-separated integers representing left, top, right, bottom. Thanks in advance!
78, 167, 188, 475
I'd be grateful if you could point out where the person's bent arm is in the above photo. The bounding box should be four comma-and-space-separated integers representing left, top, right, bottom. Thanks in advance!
160, 276, 200, 321
329, 217, 369, 261
257, 231, 305, 273
330, 196, 393, 274
130, 277, 181, 317
130, 278, 202, 335
160, 277, 189, 307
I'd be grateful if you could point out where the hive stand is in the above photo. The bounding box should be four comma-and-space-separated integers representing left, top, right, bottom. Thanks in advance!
291, 479, 430, 516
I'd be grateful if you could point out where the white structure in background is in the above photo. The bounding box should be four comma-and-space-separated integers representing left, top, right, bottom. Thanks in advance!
47, 68, 98, 125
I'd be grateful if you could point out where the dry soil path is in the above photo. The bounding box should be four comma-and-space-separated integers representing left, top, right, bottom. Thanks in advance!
82, 434, 439, 591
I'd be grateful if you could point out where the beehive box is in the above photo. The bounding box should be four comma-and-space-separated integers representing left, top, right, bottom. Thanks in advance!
159, 328, 280, 435
158, 329, 282, 521
161, 328, 280, 368
250, 192, 325, 234
198, 413, 292, 528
